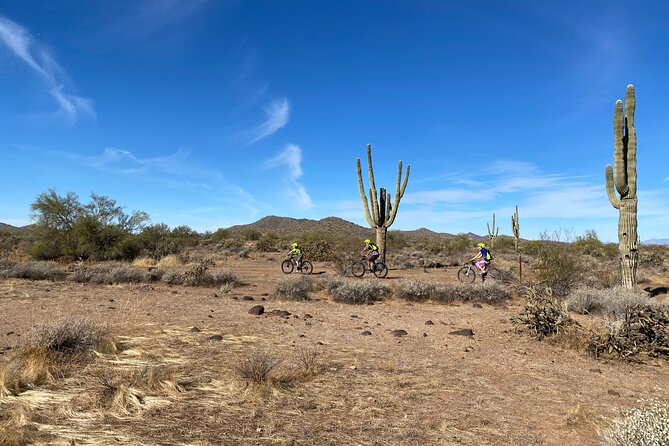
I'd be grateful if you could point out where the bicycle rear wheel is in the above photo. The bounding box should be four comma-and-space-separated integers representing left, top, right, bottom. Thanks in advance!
372, 262, 388, 278
487, 267, 504, 282
457, 265, 476, 283
281, 259, 294, 274
351, 261, 366, 278
300, 261, 313, 275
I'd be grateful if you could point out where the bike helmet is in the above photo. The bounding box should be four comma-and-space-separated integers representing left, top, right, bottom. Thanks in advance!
292, 242, 298, 247
477, 242, 486, 248
364, 239, 371, 244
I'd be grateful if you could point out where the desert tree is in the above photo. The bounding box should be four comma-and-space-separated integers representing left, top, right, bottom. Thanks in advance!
605, 85, 638, 288
356, 144, 410, 263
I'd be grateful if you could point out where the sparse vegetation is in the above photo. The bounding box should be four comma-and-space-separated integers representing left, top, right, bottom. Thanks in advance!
566, 286, 661, 315
601, 399, 669, 446
236, 350, 282, 385
0, 261, 66, 281
325, 278, 391, 304
271, 275, 314, 301
512, 287, 574, 339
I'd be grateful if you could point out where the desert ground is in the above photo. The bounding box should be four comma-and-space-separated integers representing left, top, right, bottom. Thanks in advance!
0, 255, 667, 446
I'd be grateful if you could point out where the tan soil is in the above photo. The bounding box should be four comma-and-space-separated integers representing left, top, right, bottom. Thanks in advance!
0, 257, 667, 445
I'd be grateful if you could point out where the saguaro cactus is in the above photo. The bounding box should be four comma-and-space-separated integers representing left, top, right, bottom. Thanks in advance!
356, 144, 410, 263
512, 205, 522, 281
605, 84, 638, 289
487, 213, 499, 249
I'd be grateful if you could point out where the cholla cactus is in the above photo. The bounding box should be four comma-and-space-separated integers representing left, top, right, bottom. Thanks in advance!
356, 144, 410, 263
487, 213, 499, 249
605, 85, 638, 289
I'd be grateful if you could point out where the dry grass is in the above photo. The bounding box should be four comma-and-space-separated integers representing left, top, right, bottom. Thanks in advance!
157, 254, 181, 267
235, 350, 283, 386
131, 257, 157, 267
325, 278, 391, 304
566, 286, 665, 315
270, 276, 314, 301
0, 261, 66, 281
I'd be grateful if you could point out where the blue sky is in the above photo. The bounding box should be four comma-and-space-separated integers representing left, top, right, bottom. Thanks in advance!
0, 1, 667, 242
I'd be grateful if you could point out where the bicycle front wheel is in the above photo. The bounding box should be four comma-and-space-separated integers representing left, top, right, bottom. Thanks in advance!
351, 261, 366, 278
372, 262, 388, 279
300, 261, 313, 275
457, 265, 476, 283
281, 259, 294, 274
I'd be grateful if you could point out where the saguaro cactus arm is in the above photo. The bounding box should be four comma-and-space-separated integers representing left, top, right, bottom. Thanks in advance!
605, 165, 621, 209
385, 161, 410, 228
356, 158, 376, 227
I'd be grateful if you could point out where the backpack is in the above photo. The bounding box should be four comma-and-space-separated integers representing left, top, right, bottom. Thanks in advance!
369, 242, 378, 252
482, 248, 492, 260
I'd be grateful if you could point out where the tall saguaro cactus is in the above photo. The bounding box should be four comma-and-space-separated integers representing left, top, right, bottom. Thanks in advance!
356, 144, 410, 263
605, 84, 638, 289
511, 205, 521, 281
487, 213, 499, 249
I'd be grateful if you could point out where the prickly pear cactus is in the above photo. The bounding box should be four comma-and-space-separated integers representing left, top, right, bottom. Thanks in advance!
605, 85, 638, 289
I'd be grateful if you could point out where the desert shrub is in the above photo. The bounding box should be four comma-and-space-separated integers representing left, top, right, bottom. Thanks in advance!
107, 265, 148, 283
236, 350, 282, 385
395, 279, 439, 302
426, 283, 510, 305
271, 276, 314, 301
566, 286, 658, 315
601, 399, 669, 446
161, 270, 185, 285
445, 233, 476, 256
574, 229, 607, 257
0, 258, 17, 278
256, 233, 281, 252
325, 278, 391, 305
512, 287, 574, 339
211, 269, 237, 285
532, 241, 583, 296
29, 317, 112, 358
242, 227, 262, 241
297, 348, 321, 376
3, 261, 66, 281
589, 306, 669, 359
639, 249, 665, 267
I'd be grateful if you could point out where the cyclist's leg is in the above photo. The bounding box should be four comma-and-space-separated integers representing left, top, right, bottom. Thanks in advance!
370, 252, 380, 271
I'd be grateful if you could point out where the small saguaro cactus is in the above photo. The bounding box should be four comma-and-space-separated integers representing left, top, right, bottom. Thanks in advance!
605, 84, 638, 289
511, 205, 522, 282
487, 213, 499, 249
356, 144, 410, 264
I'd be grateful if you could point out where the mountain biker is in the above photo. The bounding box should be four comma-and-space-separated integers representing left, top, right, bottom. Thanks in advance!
288, 242, 303, 270
360, 239, 380, 271
469, 242, 492, 281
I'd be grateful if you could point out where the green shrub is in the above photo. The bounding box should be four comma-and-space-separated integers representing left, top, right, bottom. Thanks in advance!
270, 276, 314, 301
602, 399, 669, 446
326, 278, 391, 305
574, 229, 607, 257
532, 241, 583, 296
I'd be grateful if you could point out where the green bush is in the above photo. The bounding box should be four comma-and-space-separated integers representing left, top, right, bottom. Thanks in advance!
532, 241, 583, 297
601, 399, 669, 446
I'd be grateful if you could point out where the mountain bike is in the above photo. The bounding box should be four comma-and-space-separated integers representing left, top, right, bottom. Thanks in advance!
457, 262, 505, 283
350, 256, 388, 279
281, 257, 313, 275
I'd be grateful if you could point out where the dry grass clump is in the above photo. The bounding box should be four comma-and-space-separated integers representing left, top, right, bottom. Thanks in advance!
512, 287, 574, 339
235, 350, 282, 385
270, 276, 314, 301
566, 286, 663, 315
296, 348, 321, 376
107, 265, 148, 283
601, 399, 669, 446
160, 268, 237, 287
157, 254, 181, 267
0, 258, 17, 278
325, 278, 391, 305
1, 261, 66, 281
589, 306, 669, 359
0, 317, 113, 396
131, 257, 157, 267
92, 364, 182, 416
0, 403, 54, 446
395, 279, 441, 302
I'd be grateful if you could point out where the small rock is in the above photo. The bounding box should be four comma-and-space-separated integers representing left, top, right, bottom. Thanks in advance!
190, 327, 201, 333
391, 329, 408, 337
242, 296, 254, 301
248, 305, 265, 315
589, 368, 602, 373
208, 335, 223, 341
423, 333, 428, 337
109, 299, 115, 303
208, 315, 213, 318
303, 313, 313, 319
351, 314, 359, 319
463, 346, 473, 352
261, 293, 269, 296
214, 293, 218, 297
425, 320, 434, 326
472, 303, 483, 308
361, 331, 372, 336
270, 309, 291, 317
6, 331, 14, 336
261, 298, 266, 301
607, 389, 621, 397
108, 306, 116, 310
299, 334, 306, 338
449, 328, 475, 337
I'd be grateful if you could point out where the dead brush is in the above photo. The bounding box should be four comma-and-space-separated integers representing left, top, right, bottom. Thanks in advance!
92, 363, 182, 416
0, 402, 54, 446
270, 276, 313, 301
297, 348, 321, 376
511, 287, 575, 339
235, 350, 283, 386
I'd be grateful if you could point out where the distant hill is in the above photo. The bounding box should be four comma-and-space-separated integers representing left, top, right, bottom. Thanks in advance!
643, 239, 669, 246
224, 215, 484, 240
0, 222, 33, 232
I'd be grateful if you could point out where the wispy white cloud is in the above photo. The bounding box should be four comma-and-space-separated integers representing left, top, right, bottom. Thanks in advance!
264, 144, 313, 210
0, 15, 95, 123
246, 98, 290, 145
113, 0, 208, 37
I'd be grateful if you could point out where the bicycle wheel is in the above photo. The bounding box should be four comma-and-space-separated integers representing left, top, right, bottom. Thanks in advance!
372, 262, 388, 279
351, 261, 366, 278
457, 265, 476, 283
300, 261, 313, 275
281, 259, 294, 274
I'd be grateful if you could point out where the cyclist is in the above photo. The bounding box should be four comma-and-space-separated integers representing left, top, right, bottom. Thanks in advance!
288, 242, 303, 270
469, 242, 492, 281
360, 239, 380, 272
